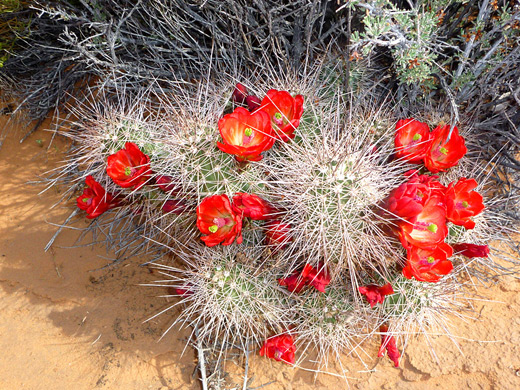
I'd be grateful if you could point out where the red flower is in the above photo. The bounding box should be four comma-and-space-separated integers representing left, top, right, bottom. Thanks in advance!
378, 325, 400, 367
394, 118, 431, 163
196, 195, 243, 247
265, 220, 291, 249
386, 179, 424, 219
106, 142, 152, 189
424, 124, 467, 173
77, 175, 118, 219
445, 178, 484, 229
412, 173, 446, 199
278, 264, 313, 293
278, 263, 330, 293
231, 83, 262, 110
259, 334, 296, 365
232, 83, 248, 104
217, 107, 275, 162
359, 283, 394, 308
398, 195, 448, 249
246, 95, 261, 111
403, 242, 453, 282
403, 169, 419, 178
305, 262, 331, 293
232, 193, 278, 220
260, 90, 304, 142
162, 199, 187, 214
175, 288, 193, 297
386, 173, 446, 220
453, 243, 490, 258
156, 175, 179, 193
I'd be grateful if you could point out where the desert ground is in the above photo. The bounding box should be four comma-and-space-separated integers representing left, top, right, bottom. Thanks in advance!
1, 114, 520, 389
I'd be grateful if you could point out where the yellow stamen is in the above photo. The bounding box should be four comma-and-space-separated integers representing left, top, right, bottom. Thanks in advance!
427, 223, 438, 233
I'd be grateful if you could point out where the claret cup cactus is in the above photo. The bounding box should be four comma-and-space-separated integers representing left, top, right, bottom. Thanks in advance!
52, 66, 512, 377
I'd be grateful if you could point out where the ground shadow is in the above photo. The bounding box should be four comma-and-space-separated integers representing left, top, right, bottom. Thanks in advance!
0, 116, 197, 389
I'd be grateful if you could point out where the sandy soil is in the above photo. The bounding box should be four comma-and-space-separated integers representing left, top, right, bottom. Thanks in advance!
1, 114, 520, 390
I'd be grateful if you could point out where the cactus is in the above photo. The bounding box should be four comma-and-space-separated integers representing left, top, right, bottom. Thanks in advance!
146, 245, 292, 347
45, 61, 518, 375
291, 283, 372, 368
258, 100, 407, 280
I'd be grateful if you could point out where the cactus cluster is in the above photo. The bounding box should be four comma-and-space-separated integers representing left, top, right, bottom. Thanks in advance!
49, 62, 512, 375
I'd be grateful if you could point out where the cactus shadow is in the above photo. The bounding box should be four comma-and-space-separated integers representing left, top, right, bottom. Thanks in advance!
0, 116, 197, 388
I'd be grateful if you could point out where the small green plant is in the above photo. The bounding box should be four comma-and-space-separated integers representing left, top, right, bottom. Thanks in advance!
344, 0, 520, 92
0, 0, 31, 67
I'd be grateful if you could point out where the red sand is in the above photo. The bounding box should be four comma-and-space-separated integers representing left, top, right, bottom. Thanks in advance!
1, 115, 520, 389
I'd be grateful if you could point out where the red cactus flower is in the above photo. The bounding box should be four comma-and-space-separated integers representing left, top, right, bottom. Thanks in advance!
246, 95, 261, 111
162, 199, 187, 215
260, 334, 296, 365
196, 194, 243, 247
399, 173, 446, 216
232, 83, 248, 104
260, 89, 304, 142
386, 173, 446, 220
424, 124, 467, 173
305, 262, 331, 293
77, 175, 118, 219
398, 195, 448, 249
378, 325, 400, 367
217, 107, 275, 162
403, 169, 420, 178
156, 175, 179, 193
403, 242, 453, 282
453, 243, 490, 258
410, 172, 446, 199
175, 287, 193, 297
106, 142, 152, 189
231, 83, 262, 110
386, 178, 424, 219
171, 282, 193, 297
394, 118, 431, 163
358, 283, 394, 308
232, 193, 278, 220
265, 220, 291, 249
278, 264, 314, 293
445, 178, 484, 229
278, 263, 330, 293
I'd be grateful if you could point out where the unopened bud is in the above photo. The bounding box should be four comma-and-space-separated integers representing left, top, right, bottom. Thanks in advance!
246, 95, 261, 111
232, 83, 248, 104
